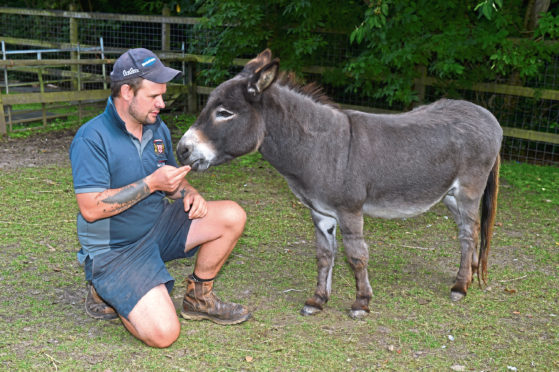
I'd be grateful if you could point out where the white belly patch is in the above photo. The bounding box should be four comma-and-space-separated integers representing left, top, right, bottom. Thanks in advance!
363, 202, 436, 219
363, 180, 460, 219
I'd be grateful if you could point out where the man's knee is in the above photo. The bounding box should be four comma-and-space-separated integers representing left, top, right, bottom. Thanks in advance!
221, 201, 247, 231
143, 318, 180, 348
126, 285, 181, 348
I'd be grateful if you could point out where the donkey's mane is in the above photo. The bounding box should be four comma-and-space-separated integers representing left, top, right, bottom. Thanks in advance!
276, 71, 340, 109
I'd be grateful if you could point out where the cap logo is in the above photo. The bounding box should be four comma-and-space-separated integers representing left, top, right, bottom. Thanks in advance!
123, 67, 139, 77
141, 57, 157, 67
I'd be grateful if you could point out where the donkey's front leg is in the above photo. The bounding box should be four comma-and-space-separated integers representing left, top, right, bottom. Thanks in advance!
339, 211, 372, 319
301, 211, 338, 316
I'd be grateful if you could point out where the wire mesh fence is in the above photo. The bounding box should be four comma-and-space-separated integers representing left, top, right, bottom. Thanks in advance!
0, 7, 558, 165
0, 11, 69, 44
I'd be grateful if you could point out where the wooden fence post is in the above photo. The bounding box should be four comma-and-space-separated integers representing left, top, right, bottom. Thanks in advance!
162, 6, 171, 51
413, 64, 427, 105
77, 44, 82, 125
187, 61, 197, 114
0, 94, 6, 135
69, 4, 79, 91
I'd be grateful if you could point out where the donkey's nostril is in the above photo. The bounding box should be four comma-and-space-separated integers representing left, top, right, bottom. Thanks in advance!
176, 144, 191, 165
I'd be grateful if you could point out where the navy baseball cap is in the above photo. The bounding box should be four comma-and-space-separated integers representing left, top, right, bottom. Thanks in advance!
110, 48, 182, 83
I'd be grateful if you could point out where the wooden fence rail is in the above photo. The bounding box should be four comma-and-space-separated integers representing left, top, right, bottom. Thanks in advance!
2, 56, 559, 147
0, 6, 201, 25
0, 3, 558, 152
0, 55, 193, 134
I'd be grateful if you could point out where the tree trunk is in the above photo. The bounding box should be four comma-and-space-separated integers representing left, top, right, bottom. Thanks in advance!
504, 0, 551, 109
524, 0, 551, 33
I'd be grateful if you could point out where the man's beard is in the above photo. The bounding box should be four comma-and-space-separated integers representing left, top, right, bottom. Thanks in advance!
128, 97, 156, 125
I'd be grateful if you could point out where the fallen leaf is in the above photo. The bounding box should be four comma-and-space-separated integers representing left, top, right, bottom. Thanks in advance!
450, 365, 466, 371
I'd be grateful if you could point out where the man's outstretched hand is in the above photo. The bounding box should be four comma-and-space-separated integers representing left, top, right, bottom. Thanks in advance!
147, 165, 191, 194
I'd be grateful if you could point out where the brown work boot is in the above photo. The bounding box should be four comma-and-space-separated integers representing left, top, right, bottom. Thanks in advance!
181, 275, 251, 325
85, 282, 118, 320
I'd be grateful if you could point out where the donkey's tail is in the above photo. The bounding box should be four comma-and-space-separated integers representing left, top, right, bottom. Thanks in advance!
478, 154, 500, 285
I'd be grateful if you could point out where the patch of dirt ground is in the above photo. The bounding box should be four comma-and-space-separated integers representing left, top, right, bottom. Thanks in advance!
0, 129, 76, 169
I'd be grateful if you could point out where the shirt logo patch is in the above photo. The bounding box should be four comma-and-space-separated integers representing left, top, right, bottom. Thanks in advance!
154, 139, 165, 155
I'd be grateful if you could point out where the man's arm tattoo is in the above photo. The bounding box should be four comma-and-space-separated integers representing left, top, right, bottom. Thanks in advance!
101, 179, 151, 214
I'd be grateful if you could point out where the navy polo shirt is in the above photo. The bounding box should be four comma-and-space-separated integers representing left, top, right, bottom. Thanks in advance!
69, 97, 177, 264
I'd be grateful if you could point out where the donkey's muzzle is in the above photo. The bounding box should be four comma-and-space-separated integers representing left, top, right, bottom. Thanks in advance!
176, 142, 192, 166
176, 128, 217, 171
176, 143, 206, 171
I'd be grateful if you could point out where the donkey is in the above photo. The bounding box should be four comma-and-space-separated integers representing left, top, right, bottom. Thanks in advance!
177, 49, 502, 319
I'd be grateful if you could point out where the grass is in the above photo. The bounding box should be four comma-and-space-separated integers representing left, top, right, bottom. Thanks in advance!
0, 117, 558, 370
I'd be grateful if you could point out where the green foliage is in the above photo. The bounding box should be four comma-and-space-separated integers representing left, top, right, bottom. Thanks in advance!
347, 0, 558, 105
474, 0, 504, 20
193, 0, 364, 85
535, 12, 559, 39
192, 0, 559, 106
11, 0, 559, 107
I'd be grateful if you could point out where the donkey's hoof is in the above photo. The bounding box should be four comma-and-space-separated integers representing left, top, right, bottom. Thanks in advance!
300, 305, 322, 316
349, 309, 369, 319
450, 290, 466, 302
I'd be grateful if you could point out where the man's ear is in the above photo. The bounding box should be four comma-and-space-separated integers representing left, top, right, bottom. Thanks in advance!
120, 84, 134, 102
247, 59, 279, 99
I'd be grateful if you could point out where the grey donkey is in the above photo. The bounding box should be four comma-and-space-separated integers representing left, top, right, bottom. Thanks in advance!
176, 49, 502, 319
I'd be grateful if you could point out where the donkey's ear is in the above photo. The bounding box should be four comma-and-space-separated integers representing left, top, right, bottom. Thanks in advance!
247, 59, 279, 98
243, 49, 273, 74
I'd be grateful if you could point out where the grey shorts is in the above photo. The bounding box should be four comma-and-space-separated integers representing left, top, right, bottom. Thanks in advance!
84, 198, 199, 319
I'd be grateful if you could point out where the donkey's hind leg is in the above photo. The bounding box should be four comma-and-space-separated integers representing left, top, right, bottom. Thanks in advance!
301, 210, 338, 316
443, 191, 481, 301
338, 211, 372, 319
443, 194, 480, 276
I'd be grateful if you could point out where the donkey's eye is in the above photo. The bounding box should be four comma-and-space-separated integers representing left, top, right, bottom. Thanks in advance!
215, 109, 234, 119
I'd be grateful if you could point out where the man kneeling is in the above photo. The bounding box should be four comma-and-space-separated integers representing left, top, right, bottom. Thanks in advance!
69, 48, 250, 348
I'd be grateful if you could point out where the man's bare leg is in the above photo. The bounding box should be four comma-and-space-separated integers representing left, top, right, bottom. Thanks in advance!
121, 200, 249, 347
122, 284, 180, 348
182, 200, 251, 324
185, 200, 247, 278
